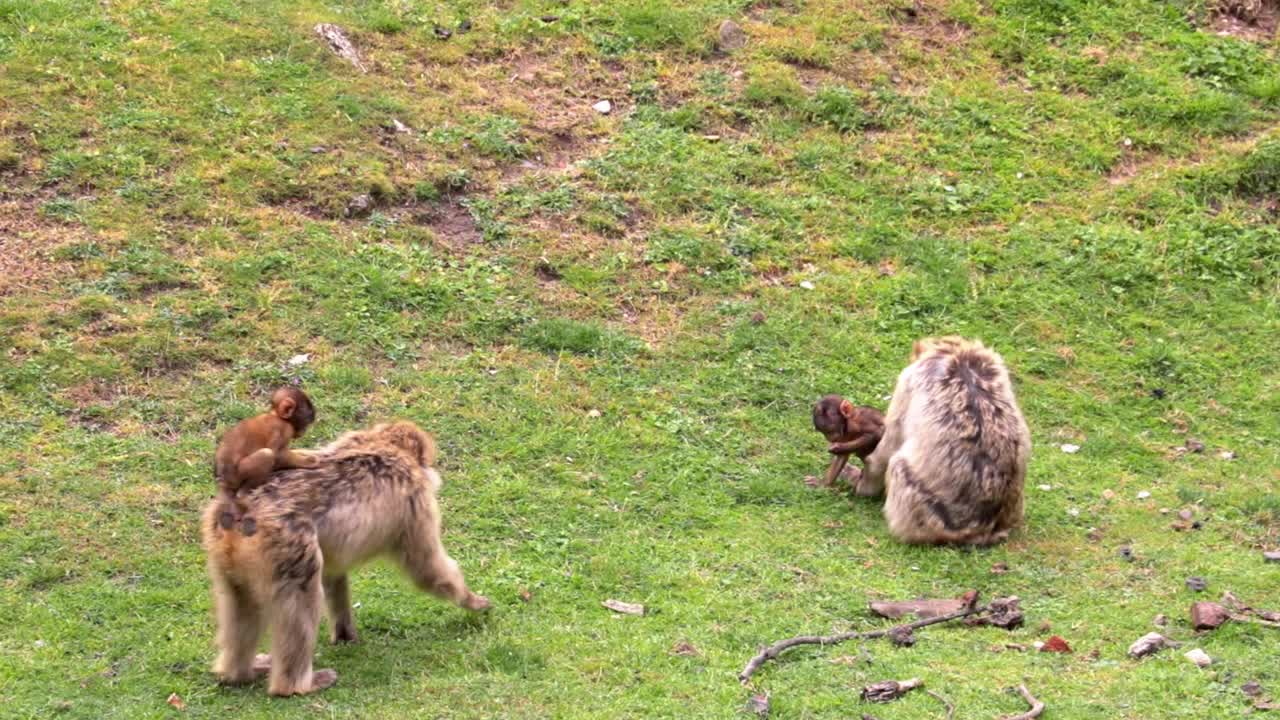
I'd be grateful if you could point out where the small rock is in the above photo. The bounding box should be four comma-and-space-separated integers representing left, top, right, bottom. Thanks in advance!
587, 409, 602, 418
1185, 438, 1205, 453
1218, 450, 1236, 460
1040, 635, 1072, 653
670, 640, 699, 656
518, 589, 532, 603
1150, 387, 1165, 399
1032, 640, 1045, 651
1060, 443, 1080, 454
1178, 509, 1193, 521
990, 562, 1009, 575
1264, 551, 1280, 563
1117, 546, 1134, 562
1159, 507, 1170, 514
33, 640, 46, 648
346, 194, 373, 218
1067, 508, 1080, 517
592, 99, 613, 114
539, 15, 559, 23
287, 353, 311, 367
1137, 491, 1151, 500
1123, 137, 1133, 147
1185, 648, 1212, 668
1153, 614, 1168, 627
1242, 681, 1263, 698
1190, 601, 1229, 631
457, 18, 472, 33
388, 118, 411, 133
717, 19, 747, 51
799, 280, 815, 290
1128, 632, 1171, 658
1037, 484, 1052, 491
1186, 577, 1207, 592
309, 145, 328, 154
433, 24, 452, 39
1102, 489, 1115, 500
750, 311, 766, 325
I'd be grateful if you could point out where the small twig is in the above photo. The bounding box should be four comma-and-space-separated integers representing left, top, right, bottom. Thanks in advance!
926, 690, 955, 720
738, 602, 990, 683
1001, 685, 1044, 720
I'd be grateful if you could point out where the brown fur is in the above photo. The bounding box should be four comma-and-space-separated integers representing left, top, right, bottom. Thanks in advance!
811, 395, 885, 491
863, 337, 1031, 546
214, 387, 318, 528
202, 421, 489, 696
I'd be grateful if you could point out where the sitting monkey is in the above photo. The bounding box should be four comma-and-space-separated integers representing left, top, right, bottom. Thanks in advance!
203, 421, 489, 696
811, 395, 885, 492
862, 337, 1031, 546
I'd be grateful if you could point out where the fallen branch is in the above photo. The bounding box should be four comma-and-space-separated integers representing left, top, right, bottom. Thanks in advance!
1002, 685, 1044, 720
739, 598, 999, 683
926, 690, 955, 720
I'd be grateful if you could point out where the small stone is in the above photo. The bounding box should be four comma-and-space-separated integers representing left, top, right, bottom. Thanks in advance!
1186, 576, 1208, 592
990, 562, 1009, 575
1137, 491, 1151, 500
717, 19, 747, 51
388, 118, 411, 133
1032, 640, 1045, 650
288, 353, 311, 367
1128, 632, 1171, 658
1184, 648, 1212, 668
1178, 509, 1193, 521
309, 145, 328, 154
346, 194, 373, 218
1123, 137, 1133, 147
1185, 438, 1205, 453
457, 18, 472, 33
1153, 614, 1168, 627
1117, 546, 1134, 562
1150, 387, 1165, 399
1159, 507, 1170, 514
587, 409, 602, 418
1040, 635, 1071, 653
433, 24, 452, 39
799, 280, 815, 290
1242, 681, 1263, 698
1067, 508, 1080, 517
592, 99, 613, 114
33, 640, 46, 648
1218, 450, 1236, 460
750, 311, 766, 325
1102, 489, 1115, 500
1190, 601, 1229, 630
1060, 443, 1080, 454
1037, 484, 1052, 491
1264, 551, 1280, 563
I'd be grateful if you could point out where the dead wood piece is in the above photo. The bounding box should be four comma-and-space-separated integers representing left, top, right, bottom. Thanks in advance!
925, 690, 955, 720
739, 596, 1001, 683
602, 599, 644, 616
861, 678, 922, 703
965, 596, 1024, 630
1191, 601, 1230, 630
870, 590, 979, 620
1001, 685, 1045, 720
314, 24, 368, 73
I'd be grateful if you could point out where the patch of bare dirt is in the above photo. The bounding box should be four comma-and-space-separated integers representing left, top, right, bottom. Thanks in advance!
1209, 0, 1279, 40
888, 2, 972, 50
0, 198, 76, 297
411, 195, 481, 246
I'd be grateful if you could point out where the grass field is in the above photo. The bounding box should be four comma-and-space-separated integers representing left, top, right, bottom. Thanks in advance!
2, 0, 1279, 717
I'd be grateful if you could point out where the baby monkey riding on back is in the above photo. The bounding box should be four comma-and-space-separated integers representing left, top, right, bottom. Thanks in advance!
214, 387, 318, 529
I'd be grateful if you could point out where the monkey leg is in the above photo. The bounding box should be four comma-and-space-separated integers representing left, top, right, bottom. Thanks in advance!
266, 551, 337, 696
397, 509, 490, 611
275, 448, 319, 470
323, 575, 358, 644
211, 576, 266, 685
882, 453, 950, 545
235, 448, 277, 495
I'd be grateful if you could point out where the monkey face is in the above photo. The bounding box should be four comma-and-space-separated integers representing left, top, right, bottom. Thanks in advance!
292, 393, 316, 435
812, 395, 849, 441
272, 386, 317, 436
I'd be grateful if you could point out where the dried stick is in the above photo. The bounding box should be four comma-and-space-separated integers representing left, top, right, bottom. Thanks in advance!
926, 689, 955, 720
738, 602, 989, 683
1001, 685, 1044, 720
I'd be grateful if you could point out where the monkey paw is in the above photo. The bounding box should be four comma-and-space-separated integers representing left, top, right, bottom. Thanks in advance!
310, 669, 338, 692
463, 593, 492, 611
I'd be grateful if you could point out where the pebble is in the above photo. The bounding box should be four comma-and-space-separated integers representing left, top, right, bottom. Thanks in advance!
1102, 489, 1115, 500
1185, 648, 1212, 668
1218, 450, 1236, 460
799, 280, 815, 290
1185, 576, 1207, 592
1037, 484, 1052, 491
1185, 438, 1205, 453
1137, 491, 1151, 500
1067, 508, 1080, 517
592, 99, 613, 114
717, 19, 747, 51
1178, 509, 1194, 521
1264, 551, 1280, 564
1060, 443, 1080, 454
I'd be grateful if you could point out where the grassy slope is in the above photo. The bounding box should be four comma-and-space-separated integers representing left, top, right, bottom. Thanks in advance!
1, 0, 1278, 717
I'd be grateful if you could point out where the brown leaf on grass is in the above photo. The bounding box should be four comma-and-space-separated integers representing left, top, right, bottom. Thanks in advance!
602, 599, 644, 616
518, 589, 532, 603
869, 590, 978, 620
166, 693, 185, 711
671, 640, 700, 657
1040, 635, 1072, 653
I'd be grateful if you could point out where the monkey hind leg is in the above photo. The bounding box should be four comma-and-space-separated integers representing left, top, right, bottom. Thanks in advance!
211, 576, 266, 685
323, 575, 358, 644
266, 552, 336, 696
236, 448, 277, 494
882, 455, 957, 545
396, 513, 490, 612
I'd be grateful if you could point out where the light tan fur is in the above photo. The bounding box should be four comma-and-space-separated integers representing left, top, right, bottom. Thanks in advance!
863, 337, 1031, 546
202, 421, 488, 696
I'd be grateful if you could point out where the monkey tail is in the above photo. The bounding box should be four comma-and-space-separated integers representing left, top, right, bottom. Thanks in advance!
420, 430, 437, 468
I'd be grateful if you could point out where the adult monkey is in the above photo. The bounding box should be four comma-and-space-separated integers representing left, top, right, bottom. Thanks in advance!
203, 421, 490, 696
862, 337, 1031, 546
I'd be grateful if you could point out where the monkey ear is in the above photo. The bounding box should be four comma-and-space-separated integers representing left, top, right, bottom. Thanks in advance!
277, 396, 296, 419
839, 399, 854, 418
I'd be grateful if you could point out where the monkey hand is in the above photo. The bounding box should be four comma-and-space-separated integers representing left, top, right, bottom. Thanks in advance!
462, 592, 491, 612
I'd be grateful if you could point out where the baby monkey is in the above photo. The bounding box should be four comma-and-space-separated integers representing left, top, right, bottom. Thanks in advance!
812, 395, 885, 493
214, 386, 318, 530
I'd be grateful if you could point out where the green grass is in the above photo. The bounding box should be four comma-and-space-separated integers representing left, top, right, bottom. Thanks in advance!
1, 0, 1279, 718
